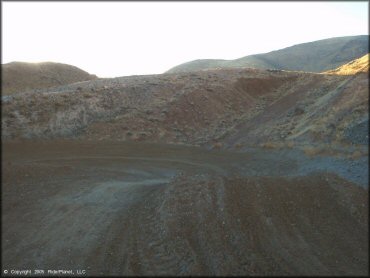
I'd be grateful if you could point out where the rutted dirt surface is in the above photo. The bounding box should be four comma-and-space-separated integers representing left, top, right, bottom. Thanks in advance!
2, 141, 368, 276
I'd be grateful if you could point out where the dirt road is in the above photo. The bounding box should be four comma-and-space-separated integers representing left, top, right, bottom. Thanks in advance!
2, 141, 368, 275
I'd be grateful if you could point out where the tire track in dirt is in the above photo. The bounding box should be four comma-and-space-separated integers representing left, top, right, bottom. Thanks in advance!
2, 142, 368, 275
23, 155, 227, 174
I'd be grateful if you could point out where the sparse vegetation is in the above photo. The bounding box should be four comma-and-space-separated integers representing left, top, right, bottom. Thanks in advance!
303, 145, 325, 156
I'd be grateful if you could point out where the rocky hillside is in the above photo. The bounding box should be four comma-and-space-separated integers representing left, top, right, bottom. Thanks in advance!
2, 64, 368, 148
324, 53, 369, 75
166, 35, 369, 73
1, 62, 97, 95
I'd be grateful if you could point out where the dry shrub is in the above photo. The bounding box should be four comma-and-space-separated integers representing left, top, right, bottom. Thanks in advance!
131, 132, 147, 142
83, 93, 93, 98
234, 143, 243, 149
6, 112, 16, 118
349, 150, 363, 160
260, 142, 276, 149
213, 142, 223, 149
261, 142, 284, 149
286, 141, 295, 148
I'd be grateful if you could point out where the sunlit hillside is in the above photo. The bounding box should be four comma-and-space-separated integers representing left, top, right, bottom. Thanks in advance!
324, 53, 369, 75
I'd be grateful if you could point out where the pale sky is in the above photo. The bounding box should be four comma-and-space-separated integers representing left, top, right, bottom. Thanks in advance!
2, 1, 368, 77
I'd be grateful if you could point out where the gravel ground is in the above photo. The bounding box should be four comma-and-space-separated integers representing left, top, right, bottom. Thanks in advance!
344, 118, 369, 145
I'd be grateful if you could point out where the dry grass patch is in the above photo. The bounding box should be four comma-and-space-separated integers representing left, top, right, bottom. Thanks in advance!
303, 146, 325, 157
260, 141, 295, 149
260, 142, 283, 149
302, 145, 341, 157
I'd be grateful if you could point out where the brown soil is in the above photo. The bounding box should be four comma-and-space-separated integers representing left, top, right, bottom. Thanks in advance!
2, 141, 368, 276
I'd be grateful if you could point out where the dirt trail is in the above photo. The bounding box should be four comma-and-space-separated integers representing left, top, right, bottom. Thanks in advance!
2, 141, 368, 276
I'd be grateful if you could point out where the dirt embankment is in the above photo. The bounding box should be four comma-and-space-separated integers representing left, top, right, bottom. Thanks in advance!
224, 72, 369, 147
2, 67, 367, 148
1, 68, 293, 143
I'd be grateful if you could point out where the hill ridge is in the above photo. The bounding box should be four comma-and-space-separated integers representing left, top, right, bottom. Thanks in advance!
166, 35, 369, 73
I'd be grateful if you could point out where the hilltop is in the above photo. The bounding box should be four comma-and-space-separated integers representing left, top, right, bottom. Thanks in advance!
1, 61, 97, 95
166, 35, 369, 73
